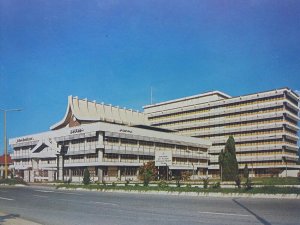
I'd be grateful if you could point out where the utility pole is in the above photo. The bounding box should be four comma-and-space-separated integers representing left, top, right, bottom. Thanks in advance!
1, 108, 22, 179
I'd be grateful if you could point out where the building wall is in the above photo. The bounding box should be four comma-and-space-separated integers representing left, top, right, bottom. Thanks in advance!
144, 88, 300, 177
10, 122, 210, 182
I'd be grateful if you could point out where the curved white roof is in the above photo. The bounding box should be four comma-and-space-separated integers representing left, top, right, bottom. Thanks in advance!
50, 96, 149, 130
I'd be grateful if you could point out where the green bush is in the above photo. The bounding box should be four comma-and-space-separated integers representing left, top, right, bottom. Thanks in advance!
158, 180, 168, 188
211, 182, 221, 189
202, 177, 209, 189
244, 178, 252, 191
175, 175, 181, 187
83, 168, 90, 185
235, 176, 241, 189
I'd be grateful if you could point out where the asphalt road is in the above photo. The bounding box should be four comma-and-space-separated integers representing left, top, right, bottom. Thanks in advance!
0, 185, 299, 225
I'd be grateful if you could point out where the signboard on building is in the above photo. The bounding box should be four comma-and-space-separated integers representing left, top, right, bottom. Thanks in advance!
155, 150, 172, 166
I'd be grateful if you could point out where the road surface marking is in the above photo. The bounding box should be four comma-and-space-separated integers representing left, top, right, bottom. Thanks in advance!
92, 201, 119, 206
35, 190, 54, 193
0, 196, 14, 201
60, 192, 82, 196
199, 211, 250, 217
34, 190, 82, 195
33, 195, 48, 198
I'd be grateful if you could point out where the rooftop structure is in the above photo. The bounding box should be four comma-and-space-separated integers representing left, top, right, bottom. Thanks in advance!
51, 95, 149, 130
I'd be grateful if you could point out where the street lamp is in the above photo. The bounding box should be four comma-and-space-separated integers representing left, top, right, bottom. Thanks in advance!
0, 108, 22, 179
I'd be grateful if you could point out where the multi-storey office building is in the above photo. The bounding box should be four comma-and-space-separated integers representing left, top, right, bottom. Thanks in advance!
144, 88, 300, 177
9, 96, 210, 182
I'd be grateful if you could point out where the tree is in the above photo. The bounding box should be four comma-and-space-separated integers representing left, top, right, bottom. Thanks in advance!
243, 164, 249, 179
219, 136, 239, 181
138, 161, 158, 186
83, 168, 91, 185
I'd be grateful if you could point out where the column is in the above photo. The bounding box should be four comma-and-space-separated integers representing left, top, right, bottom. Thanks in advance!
98, 168, 103, 182
118, 168, 121, 180
58, 155, 63, 181
69, 169, 72, 181
98, 149, 103, 162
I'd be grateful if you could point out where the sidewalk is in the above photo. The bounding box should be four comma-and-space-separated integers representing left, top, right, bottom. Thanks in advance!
0, 212, 41, 225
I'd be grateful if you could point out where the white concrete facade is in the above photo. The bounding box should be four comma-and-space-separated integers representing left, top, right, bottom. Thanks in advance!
9, 97, 210, 183
144, 88, 300, 177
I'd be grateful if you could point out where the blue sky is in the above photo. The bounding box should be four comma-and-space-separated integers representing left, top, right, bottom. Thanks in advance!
0, 0, 300, 153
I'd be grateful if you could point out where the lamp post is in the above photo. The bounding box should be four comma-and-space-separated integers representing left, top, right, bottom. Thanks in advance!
0, 108, 22, 179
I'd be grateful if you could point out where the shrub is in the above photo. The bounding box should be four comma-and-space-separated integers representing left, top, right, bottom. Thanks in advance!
244, 178, 253, 190
158, 180, 168, 188
175, 175, 181, 187
202, 177, 209, 189
243, 164, 249, 179
235, 176, 241, 189
186, 183, 192, 188
138, 161, 158, 183
181, 171, 192, 181
211, 182, 221, 189
83, 168, 91, 185
112, 182, 116, 187
125, 179, 130, 187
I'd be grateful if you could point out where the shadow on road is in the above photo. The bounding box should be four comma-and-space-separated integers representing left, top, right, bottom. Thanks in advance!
0, 213, 20, 223
232, 198, 271, 225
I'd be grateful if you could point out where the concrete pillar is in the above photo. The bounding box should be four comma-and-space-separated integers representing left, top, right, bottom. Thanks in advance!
98, 132, 104, 146
197, 169, 201, 176
69, 169, 72, 181
24, 170, 29, 182
30, 170, 34, 182
98, 168, 103, 182
48, 170, 54, 182
58, 156, 63, 181
118, 168, 121, 179
98, 149, 103, 162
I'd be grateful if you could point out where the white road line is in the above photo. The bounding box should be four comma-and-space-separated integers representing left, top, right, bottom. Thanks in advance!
33, 195, 48, 198
34, 190, 82, 195
60, 192, 82, 196
199, 211, 251, 217
0, 196, 14, 201
92, 201, 119, 206
35, 190, 54, 193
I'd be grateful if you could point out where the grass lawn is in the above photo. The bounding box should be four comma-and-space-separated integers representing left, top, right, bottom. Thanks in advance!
251, 177, 300, 185
57, 183, 300, 195
0, 178, 28, 185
